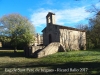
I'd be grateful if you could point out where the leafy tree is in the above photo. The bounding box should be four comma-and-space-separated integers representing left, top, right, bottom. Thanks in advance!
88, 11, 100, 49
76, 13, 100, 49
0, 13, 35, 52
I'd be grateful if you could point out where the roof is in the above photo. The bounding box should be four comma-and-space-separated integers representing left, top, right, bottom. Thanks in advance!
42, 24, 86, 32
46, 12, 55, 17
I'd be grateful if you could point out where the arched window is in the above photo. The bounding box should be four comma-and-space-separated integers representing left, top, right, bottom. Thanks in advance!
48, 16, 51, 23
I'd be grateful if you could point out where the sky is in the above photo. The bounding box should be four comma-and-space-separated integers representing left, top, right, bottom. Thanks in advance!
0, 0, 100, 34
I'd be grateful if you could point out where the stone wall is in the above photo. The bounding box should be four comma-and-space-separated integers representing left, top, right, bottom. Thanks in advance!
43, 24, 86, 50
32, 46, 45, 53
24, 46, 45, 57
24, 46, 32, 57
43, 24, 60, 46
0, 42, 2, 47
33, 33, 43, 46
59, 29, 86, 50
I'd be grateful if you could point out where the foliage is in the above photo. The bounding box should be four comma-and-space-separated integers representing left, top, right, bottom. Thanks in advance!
76, 11, 100, 49
0, 13, 35, 50
87, 11, 100, 49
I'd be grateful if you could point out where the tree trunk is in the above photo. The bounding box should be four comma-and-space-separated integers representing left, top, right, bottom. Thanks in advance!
14, 46, 17, 53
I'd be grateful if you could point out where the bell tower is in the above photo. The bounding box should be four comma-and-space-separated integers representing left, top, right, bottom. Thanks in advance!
46, 12, 55, 26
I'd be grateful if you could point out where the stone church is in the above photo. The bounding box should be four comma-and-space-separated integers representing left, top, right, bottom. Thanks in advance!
42, 12, 86, 50
25, 12, 86, 58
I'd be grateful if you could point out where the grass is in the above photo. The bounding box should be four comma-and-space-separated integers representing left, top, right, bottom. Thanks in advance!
41, 50, 100, 63
0, 49, 100, 75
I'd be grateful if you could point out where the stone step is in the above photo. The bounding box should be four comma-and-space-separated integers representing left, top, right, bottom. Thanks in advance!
37, 42, 65, 58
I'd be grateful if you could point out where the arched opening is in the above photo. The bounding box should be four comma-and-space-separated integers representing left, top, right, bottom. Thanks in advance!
48, 16, 51, 23
49, 34, 52, 43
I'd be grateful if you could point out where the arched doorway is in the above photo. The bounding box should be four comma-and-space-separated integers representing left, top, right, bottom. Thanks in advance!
49, 34, 52, 43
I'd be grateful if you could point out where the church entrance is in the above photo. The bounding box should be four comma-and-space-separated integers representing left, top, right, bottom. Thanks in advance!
49, 34, 52, 43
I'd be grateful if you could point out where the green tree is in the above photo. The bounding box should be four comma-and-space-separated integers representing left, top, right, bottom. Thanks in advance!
0, 13, 35, 52
88, 11, 100, 48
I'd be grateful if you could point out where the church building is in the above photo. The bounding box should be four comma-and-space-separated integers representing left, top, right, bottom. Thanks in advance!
42, 12, 86, 50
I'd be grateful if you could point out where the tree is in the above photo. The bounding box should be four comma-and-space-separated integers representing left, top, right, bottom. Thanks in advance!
84, 3, 100, 49
88, 11, 100, 48
76, 24, 89, 49
76, 24, 88, 30
0, 13, 35, 52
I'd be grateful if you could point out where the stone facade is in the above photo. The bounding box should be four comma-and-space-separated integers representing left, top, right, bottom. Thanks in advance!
24, 12, 86, 58
33, 33, 43, 46
0, 42, 2, 47
42, 12, 86, 50
59, 29, 86, 50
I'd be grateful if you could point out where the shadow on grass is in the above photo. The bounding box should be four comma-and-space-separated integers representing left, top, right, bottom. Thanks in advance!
21, 62, 100, 69
0, 47, 13, 50
20, 62, 100, 74
0, 51, 25, 57
1, 62, 100, 74
50, 62, 100, 74
0, 48, 25, 57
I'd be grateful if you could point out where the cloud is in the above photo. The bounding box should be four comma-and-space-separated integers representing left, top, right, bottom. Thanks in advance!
95, 2, 100, 10
45, 0, 53, 5
30, 7, 91, 27
30, 8, 53, 27
95, 2, 100, 7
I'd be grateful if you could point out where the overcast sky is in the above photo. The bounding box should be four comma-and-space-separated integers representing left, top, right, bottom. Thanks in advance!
0, 0, 100, 33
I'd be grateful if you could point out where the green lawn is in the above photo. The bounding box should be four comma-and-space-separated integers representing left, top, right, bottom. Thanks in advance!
0, 49, 100, 75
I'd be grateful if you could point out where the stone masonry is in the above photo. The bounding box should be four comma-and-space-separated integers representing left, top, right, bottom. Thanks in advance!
37, 42, 65, 58
42, 12, 86, 50
24, 12, 86, 58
